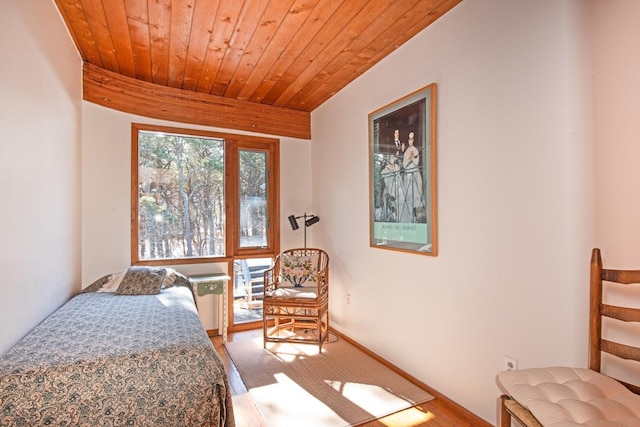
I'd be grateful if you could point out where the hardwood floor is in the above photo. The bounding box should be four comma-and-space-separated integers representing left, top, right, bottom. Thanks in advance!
211, 329, 492, 427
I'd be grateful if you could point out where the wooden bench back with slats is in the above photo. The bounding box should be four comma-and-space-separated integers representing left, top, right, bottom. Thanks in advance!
589, 248, 640, 394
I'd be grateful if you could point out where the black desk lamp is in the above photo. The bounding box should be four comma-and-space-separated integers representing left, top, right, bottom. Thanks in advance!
288, 213, 320, 248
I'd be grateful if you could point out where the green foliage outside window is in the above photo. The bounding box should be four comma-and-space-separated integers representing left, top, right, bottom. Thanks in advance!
138, 131, 225, 260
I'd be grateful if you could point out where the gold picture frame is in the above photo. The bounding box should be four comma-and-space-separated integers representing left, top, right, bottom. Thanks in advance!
368, 84, 437, 256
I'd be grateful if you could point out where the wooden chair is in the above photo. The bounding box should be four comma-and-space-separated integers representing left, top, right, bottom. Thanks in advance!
262, 248, 329, 350
498, 248, 640, 426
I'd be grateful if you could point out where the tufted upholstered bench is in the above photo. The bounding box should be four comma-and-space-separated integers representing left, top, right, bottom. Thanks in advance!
498, 367, 640, 426
497, 249, 640, 426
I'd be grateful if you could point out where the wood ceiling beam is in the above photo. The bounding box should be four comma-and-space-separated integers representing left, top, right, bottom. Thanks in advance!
83, 62, 311, 139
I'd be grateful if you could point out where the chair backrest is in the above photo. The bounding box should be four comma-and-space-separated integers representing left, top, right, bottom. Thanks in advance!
589, 248, 640, 394
266, 248, 329, 293
277, 248, 329, 272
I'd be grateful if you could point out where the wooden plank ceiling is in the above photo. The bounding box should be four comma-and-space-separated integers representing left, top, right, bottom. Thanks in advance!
55, 0, 461, 138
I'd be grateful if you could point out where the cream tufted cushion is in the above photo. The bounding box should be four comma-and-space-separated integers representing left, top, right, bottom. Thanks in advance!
268, 287, 318, 299
497, 367, 640, 426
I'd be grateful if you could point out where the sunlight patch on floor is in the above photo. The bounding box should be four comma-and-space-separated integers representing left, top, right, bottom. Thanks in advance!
252, 372, 348, 425
324, 380, 418, 415
259, 337, 321, 362
378, 407, 435, 426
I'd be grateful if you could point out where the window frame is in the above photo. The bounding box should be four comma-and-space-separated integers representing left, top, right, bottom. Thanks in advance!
231, 139, 280, 258
131, 123, 280, 265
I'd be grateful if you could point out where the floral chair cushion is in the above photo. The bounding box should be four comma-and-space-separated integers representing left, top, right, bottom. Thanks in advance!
280, 252, 319, 288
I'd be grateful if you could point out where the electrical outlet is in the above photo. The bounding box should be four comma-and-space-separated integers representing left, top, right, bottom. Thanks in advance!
346, 293, 351, 305
504, 356, 518, 371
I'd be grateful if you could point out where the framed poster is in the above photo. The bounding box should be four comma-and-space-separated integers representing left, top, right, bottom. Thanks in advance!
368, 84, 437, 256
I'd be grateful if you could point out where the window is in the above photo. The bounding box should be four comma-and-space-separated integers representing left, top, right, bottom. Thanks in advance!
131, 124, 279, 264
239, 149, 268, 248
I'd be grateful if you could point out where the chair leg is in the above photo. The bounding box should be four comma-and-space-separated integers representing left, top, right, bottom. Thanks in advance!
317, 312, 322, 349
500, 395, 512, 427
263, 310, 268, 348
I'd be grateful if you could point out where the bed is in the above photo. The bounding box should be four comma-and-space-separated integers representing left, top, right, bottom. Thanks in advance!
0, 267, 235, 426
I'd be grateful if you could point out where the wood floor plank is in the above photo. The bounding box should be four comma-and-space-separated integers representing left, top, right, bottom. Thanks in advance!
211, 329, 490, 427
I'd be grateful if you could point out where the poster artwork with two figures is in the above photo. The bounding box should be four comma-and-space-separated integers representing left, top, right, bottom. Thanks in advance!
369, 84, 437, 256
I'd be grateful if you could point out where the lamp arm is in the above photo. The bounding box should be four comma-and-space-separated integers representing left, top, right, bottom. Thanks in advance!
293, 213, 312, 220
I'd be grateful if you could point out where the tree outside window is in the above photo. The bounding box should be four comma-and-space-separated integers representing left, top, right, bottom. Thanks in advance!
132, 124, 279, 265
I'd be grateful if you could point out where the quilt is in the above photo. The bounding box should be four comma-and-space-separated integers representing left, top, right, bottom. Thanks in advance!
0, 285, 234, 426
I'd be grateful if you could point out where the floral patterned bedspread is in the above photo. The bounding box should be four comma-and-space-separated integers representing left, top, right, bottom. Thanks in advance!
0, 286, 234, 426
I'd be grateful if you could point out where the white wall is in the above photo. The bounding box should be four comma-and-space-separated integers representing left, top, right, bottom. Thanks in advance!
591, 0, 640, 389
312, 0, 594, 422
81, 103, 312, 285
593, 0, 640, 265
0, 0, 82, 354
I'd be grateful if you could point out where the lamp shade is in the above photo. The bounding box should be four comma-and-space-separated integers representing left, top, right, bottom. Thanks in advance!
305, 215, 320, 226
288, 215, 300, 230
